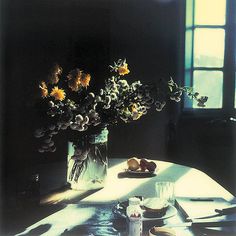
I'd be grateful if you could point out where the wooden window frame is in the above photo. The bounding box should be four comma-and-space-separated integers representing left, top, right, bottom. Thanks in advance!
182, 0, 236, 118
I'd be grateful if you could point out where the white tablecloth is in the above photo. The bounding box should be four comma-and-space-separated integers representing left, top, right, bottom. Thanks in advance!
16, 159, 235, 236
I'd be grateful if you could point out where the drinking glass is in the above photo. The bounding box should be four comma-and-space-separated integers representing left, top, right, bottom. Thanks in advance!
155, 181, 175, 205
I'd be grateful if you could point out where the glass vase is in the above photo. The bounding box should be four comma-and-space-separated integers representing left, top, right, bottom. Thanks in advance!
67, 127, 108, 190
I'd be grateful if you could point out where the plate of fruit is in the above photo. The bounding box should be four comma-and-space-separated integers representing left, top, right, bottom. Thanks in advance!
126, 157, 157, 176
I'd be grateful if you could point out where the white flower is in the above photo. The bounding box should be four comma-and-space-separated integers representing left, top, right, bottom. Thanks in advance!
93, 120, 101, 126
92, 103, 97, 110
110, 93, 118, 100
77, 126, 85, 131
34, 128, 45, 138
110, 76, 116, 83
82, 116, 89, 124
145, 98, 154, 105
104, 104, 111, 109
142, 110, 147, 115
131, 81, 142, 90
105, 95, 111, 104
48, 141, 54, 147
155, 101, 166, 111
88, 109, 96, 117
70, 124, 78, 130
89, 92, 95, 98
118, 80, 129, 87
175, 97, 181, 102
141, 106, 147, 112
120, 116, 128, 122
83, 125, 88, 131
113, 88, 119, 94
38, 148, 44, 153
48, 101, 55, 107
95, 96, 102, 102
75, 114, 83, 123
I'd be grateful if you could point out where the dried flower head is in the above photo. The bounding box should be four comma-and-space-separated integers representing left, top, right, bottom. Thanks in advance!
39, 81, 48, 98
80, 73, 91, 88
67, 69, 82, 92
68, 79, 81, 92
48, 64, 62, 84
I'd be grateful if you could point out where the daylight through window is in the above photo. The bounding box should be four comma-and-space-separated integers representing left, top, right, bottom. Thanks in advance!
184, 0, 236, 111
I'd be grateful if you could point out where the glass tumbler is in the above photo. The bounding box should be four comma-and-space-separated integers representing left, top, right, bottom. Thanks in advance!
155, 181, 175, 205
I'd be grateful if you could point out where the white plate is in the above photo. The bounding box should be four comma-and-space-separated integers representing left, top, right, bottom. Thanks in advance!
113, 201, 177, 221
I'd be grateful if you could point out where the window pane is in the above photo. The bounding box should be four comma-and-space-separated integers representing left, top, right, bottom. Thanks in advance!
195, 0, 226, 25
186, 0, 194, 28
185, 30, 193, 69
194, 28, 225, 67
193, 70, 223, 108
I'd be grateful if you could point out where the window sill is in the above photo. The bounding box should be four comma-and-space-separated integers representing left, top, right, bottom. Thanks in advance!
181, 108, 236, 120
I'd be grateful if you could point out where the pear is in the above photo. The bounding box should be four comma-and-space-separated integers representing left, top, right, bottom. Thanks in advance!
127, 158, 140, 171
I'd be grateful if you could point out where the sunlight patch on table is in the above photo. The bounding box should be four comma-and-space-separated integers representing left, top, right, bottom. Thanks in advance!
81, 160, 174, 202
41, 189, 87, 205
175, 168, 232, 200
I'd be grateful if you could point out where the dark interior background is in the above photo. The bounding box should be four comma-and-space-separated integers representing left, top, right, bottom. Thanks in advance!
1, 0, 235, 222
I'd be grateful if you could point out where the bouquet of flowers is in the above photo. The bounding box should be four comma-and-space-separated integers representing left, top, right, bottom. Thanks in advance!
34, 59, 207, 153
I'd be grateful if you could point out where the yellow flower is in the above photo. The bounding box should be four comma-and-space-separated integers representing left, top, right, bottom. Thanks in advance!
39, 81, 48, 98
48, 64, 63, 85
67, 69, 82, 92
50, 86, 66, 101
118, 63, 130, 76
81, 73, 91, 88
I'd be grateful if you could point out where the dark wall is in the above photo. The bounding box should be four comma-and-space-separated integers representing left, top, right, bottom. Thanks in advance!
171, 117, 236, 195
2, 0, 181, 202
108, 0, 181, 159
2, 0, 234, 208
2, 0, 111, 205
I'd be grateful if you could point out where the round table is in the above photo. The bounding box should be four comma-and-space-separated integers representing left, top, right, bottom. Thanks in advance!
16, 159, 236, 236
